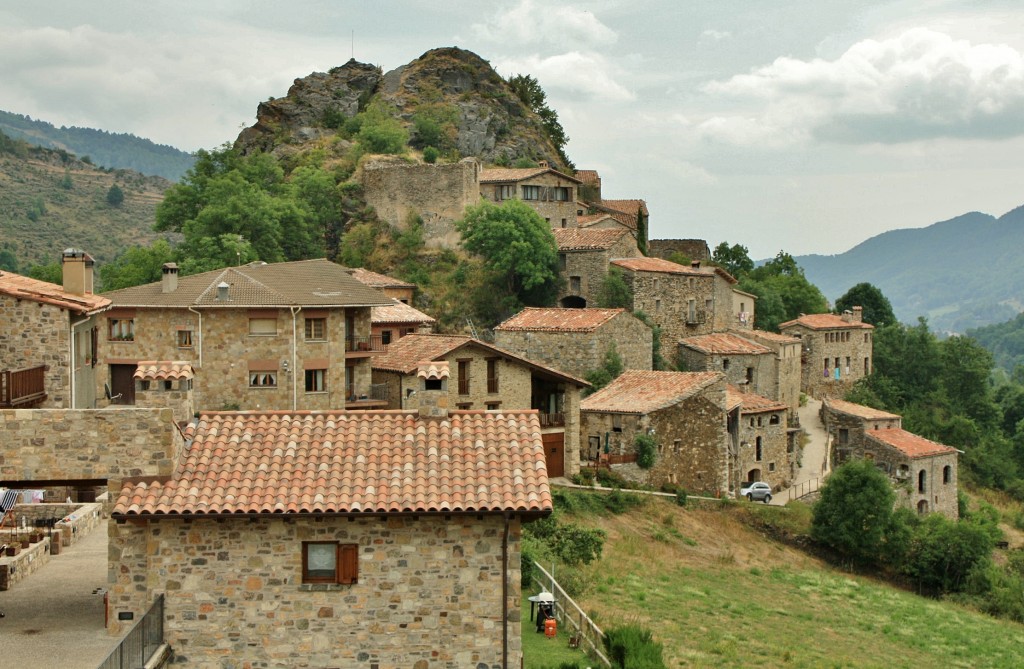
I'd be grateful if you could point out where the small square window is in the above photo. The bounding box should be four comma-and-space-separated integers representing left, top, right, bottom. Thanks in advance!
304, 318, 326, 340
305, 369, 326, 393
108, 318, 134, 341
249, 318, 277, 336
250, 371, 277, 388
177, 330, 193, 348
486, 401, 501, 410
302, 542, 358, 584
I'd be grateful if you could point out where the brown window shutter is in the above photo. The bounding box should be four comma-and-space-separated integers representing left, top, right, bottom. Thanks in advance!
339, 543, 359, 584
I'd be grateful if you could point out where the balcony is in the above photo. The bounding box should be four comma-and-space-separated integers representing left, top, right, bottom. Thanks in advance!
345, 334, 385, 356
0, 365, 47, 408
538, 412, 564, 428
345, 383, 389, 409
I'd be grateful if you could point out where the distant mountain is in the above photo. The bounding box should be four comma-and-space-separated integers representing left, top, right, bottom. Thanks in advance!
0, 130, 175, 270
0, 110, 195, 181
793, 205, 1024, 333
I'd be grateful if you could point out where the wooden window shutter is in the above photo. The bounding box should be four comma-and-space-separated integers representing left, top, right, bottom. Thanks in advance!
339, 543, 359, 584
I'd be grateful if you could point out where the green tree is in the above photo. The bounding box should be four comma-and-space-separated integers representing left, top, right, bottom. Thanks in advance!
106, 184, 124, 206
0, 248, 17, 272
26, 262, 62, 284
98, 240, 176, 291
60, 171, 73, 190
811, 460, 898, 566
901, 514, 993, 594
506, 74, 573, 169
835, 282, 896, 326
740, 251, 828, 332
595, 267, 633, 309
635, 433, 657, 469
584, 344, 624, 395
455, 199, 559, 310
711, 242, 754, 279
356, 101, 408, 154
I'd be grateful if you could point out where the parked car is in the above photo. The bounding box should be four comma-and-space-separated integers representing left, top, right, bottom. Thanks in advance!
740, 481, 772, 503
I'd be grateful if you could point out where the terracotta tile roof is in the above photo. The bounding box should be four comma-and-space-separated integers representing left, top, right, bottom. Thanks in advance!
417, 362, 449, 380
609, 258, 739, 284
103, 259, 392, 309
574, 170, 600, 186
680, 333, 771, 356
825, 399, 901, 421
553, 227, 630, 251
588, 205, 637, 230
577, 214, 619, 227
111, 410, 553, 517
867, 428, 957, 459
372, 334, 588, 386
495, 307, 625, 333
479, 167, 582, 184
134, 361, 195, 381
372, 299, 436, 326
0, 270, 110, 315
581, 370, 722, 415
350, 268, 416, 289
600, 199, 649, 217
726, 385, 787, 414
746, 330, 801, 344
779, 313, 874, 330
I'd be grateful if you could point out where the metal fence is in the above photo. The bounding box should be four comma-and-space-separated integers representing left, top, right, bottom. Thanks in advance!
530, 562, 611, 668
98, 594, 165, 669
787, 477, 822, 501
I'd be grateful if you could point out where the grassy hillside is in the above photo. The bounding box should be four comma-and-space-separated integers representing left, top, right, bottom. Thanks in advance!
0, 134, 175, 269
552, 492, 1024, 668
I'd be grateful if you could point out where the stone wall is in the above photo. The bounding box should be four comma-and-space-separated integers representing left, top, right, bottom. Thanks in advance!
558, 234, 640, 307
647, 239, 710, 262
734, 408, 792, 491
625, 270, 717, 348
782, 322, 873, 399
2, 295, 70, 408
0, 408, 181, 492
493, 312, 652, 379
109, 514, 524, 668
99, 306, 376, 412
482, 172, 579, 229
136, 379, 194, 425
745, 333, 802, 417
362, 159, 481, 249
677, 348, 776, 400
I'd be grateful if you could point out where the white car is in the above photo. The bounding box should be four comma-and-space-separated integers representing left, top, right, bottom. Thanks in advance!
740, 481, 772, 503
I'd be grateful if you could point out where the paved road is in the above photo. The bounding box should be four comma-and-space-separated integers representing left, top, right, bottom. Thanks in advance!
0, 525, 116, 668
769, 397, 830, 505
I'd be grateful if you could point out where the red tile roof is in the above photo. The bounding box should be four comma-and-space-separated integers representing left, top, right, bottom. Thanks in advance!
577, 213, 619, 227
0, 270, 110, 315
553, 227, 631, 251
574, 170, 600, 186
350, 268, 416, 289
134, 361, 195, 381
495, 307, 625, 333
111, 410, 552, 517
779, 313, 874, 330
600, 199, 649, 217
726, 385, 787, 414
479, 167, 581, 184
746, 330, 801, 344
825, 399, 901, 421
610, 258, 738, 284
867, 428, 957, 459
581, 370, 722, 414
681, 333, 771, 356
372, 299, 436, 325
372, 334, 588, 386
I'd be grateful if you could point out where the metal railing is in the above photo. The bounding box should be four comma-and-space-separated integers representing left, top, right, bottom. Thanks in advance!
538, 412, 565, 428
0, 365, 47, 407
530, 562, 610, 667
787, 477, 822, 501
98, 594, 165, 669
344, 334, 385, 353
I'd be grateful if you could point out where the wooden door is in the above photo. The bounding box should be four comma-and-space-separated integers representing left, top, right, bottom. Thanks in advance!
109, 364, 136, 405
542, 433, 564, 478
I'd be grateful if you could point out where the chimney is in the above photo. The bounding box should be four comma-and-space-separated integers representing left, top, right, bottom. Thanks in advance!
852, 306, 863, 323
691, 260, 701, 269
841, 309, 853, 323
414, 362, 450, 418
216, 281, 230, 301
61, 248, 94, 295
161, 263, 179, 293
538, 160, 549, 169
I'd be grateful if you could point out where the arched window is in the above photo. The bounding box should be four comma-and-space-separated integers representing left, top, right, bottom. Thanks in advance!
943, 465, 952, 484
917, 500, 929, 515
918, 469, 927, 493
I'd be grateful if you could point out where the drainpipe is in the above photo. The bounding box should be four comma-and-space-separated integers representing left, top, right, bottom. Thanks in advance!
290, 306, 301, 410
187, 307, 203, 368
502, 511, 510, 669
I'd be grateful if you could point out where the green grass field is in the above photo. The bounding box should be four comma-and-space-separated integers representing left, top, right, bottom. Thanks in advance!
521, 599, 592, 668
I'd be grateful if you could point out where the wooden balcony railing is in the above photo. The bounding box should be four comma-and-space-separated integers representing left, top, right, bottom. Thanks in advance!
538, 412, 564, 428
0, 365, 47, 408
345, 334, 385, 353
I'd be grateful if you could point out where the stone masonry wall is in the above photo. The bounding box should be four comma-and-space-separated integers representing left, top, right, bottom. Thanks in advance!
493, 313, 652, 379
558, 234, 640, 307
1, 295, 71, 408
677, 348, 776, 400
647, 239, 711, 262
482, 172, 579, 229
735, 408, 791, 492
109, 514, 523, 668
746, 333, 802, 418
782, 323, 873, 399
0, 407, 181, 492
625, 270, 717, 349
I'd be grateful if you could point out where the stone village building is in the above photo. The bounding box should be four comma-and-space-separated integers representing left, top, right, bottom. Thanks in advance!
109, 407, 552, 668
780, 308, 874, 399
350, 268, 416, 304
822, 399, 959, 518
726, 385, 794, 493
371, 333, 587, 478
552, 227, 641, 308
479, 164, 582, 229
349, 267, 436, 346
580, 370, 728, 495
0, 250, 111, 410
100, 259, 393, 413
493, 307, 652, 379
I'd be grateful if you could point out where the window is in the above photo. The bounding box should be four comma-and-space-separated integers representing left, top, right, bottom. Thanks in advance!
424, 378, 443, 390
687, 299, 696, 322
769, 462, 776, 472
456, 402, 472, 410
305, 369, 326, 393
943, 465, 952, 484
560, 218, 567, 228
381, 330, 393, 346
458, 359, 471, 395
722, 358, 730, 370
673, 439, 681, 454
486, 401, 501, 410
756, 416, 762, 427
570, 276, 582, 293
746, 367, 754, 385
250, 371, 277, 387
522, 185, 541, 200
755, 438, 763, 461
550, 186, 570, 201
176, 329, 193, 348
864, 357, 870, 374
304, 318, 326, 340
487, 358, 499, 394
655, 299, 661, 313
495, 184, 515, 201
558, 254, 567, 270
302, 542, 358, 584
918, 469, 927, 493
108, 318, 134, 341
612, 414, 622, 432
249, 317, 277, 336
838, 428, 849, 445
769, 414, 780, 425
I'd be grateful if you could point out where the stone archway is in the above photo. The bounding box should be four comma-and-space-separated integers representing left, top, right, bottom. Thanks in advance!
560, 295, 587, 308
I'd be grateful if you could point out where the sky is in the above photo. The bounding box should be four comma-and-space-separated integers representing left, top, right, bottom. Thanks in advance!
2, 0, 1024, 258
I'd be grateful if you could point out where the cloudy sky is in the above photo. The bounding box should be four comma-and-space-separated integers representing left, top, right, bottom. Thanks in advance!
3, 0, 1024, 258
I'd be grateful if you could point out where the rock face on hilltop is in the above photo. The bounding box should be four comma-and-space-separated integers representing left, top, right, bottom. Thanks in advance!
235, 47, 568, 170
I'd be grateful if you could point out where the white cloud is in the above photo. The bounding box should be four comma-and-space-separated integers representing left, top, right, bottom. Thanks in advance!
699, 29, 731, 43
496, 51, 635, 102
472, 0, 617, 49
699, 28, 1024, 146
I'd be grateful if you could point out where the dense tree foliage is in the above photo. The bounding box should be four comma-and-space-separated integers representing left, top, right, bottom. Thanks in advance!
506, 74, 573, 169
584, 344, 624, 395
595, 267, 633, 309
738, 251, 829, 332
711, 241, 754, 279
99, 240, 175, 291
835, 282, 896, 326
967, 312, 1024, 376
811, 460, 899, 566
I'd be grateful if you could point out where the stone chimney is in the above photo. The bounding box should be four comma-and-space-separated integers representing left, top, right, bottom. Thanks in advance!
161, 263, 179, 293
414, 362, 449, 418
216, 281, 230, 301
538, 160, 549, 169
61, 248, 94, 295
841, 309, 853, 323
852, 306, 863, 323
691, 260, 701, 269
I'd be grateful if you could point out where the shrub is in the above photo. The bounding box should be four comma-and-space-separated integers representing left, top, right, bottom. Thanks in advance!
635, 433, 657, 469
106, 184, 124, 206
604, 624, 667, 669
596, 467, 628, 489
571, 469, 595, 486
422, 146, 439, 164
